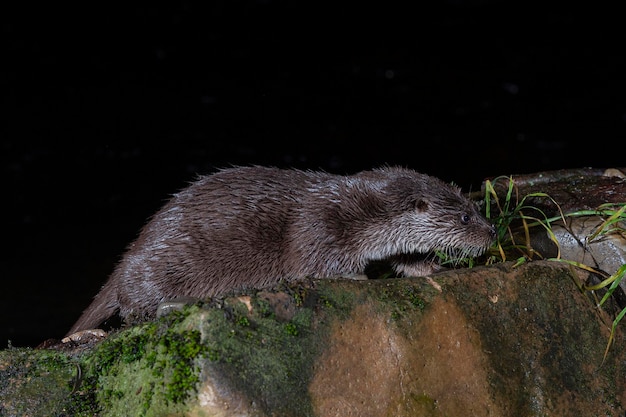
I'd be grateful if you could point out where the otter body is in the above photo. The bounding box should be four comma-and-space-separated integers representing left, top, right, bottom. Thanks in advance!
67, 166, 495, 335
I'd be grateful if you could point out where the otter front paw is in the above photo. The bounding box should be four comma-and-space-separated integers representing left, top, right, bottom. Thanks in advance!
392, 260, 442, 277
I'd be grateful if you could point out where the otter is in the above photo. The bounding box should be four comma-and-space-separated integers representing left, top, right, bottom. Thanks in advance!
66, 165, 496, 336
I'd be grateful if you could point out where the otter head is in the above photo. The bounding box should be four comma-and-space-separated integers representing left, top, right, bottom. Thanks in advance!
380, 173, 497, 261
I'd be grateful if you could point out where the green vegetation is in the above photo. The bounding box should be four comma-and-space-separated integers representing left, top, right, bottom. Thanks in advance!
479, 175, 626, 361
0, 348, 81, 416
62, 308, 208, 416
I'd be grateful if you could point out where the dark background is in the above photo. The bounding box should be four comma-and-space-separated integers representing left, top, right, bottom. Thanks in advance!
3, 2, 625, 347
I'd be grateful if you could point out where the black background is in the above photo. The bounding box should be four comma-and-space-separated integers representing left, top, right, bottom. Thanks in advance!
3, 2, 625, 347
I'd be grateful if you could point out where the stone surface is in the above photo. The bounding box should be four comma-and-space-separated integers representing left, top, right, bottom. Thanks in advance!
483, 166, 626, 293
483, 166, 626, 215
1, 261, 625, 416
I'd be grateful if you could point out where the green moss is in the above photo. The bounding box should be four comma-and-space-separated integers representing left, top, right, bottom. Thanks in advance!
284, 322, 299, 336
0, 279, 434, 416
410, 392, 437, 411
197, 290, 333, 416
0, 347, 82, 416
60, 307, 209, 417
315, 281, 358, 317
52, 287, 349, 416
449, 262, 624, 416
293, 289, 304, 307
158, 329, 204, 404
253, 296, 275, 319
364, 279, 432, 324
236, 315, 250, 327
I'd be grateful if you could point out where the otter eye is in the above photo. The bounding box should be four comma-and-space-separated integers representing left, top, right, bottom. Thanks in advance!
460, 214, 471, 225
415, 199, 428, 212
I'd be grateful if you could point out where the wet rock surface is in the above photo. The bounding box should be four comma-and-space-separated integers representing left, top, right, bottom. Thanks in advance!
1, 261, 625, 416
484, 167, 626, 214
486, 167, 626, 293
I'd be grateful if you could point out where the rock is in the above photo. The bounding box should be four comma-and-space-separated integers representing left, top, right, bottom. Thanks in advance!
482, 167, 626, 215
1, 261, 625, 416
551, 216, 626, 277
483, 167, 626, 294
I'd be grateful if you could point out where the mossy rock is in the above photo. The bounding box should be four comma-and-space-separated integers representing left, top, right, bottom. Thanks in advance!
1, 261, 625, 416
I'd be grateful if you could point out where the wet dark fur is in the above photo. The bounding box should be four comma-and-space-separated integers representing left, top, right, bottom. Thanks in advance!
67, 166, 495, 335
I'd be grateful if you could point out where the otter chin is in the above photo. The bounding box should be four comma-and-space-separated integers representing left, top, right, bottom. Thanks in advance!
67, 165, 496, 335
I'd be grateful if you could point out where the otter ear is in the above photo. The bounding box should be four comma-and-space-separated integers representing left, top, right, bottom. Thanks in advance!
414, 198, 429, 212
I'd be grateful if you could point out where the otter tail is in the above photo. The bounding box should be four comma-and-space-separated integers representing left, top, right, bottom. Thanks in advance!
66, 280, 119, 337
